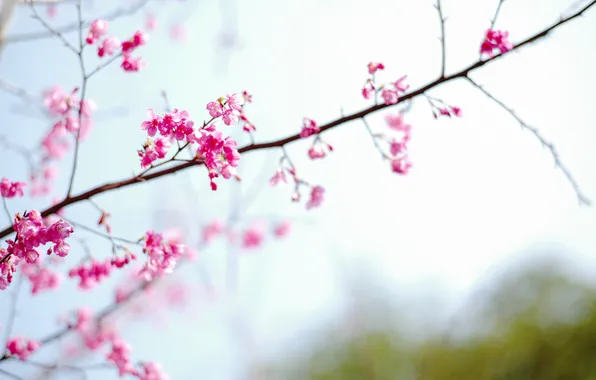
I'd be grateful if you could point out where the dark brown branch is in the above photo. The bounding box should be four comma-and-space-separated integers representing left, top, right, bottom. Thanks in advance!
465, 77, 590, 205
0, 0, 594, 242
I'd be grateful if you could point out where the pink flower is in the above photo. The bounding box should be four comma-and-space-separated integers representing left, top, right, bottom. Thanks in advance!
146, 13, 157, 31
6, 337, 40, 360
121, 55, 146, 72
86, 19, 108, 45
367, 62, 385, 75
206, 101, 223, 118
300, 118, 320, 138
202, 220, 224, 244
306, 186, 325, 210
137, 362, 169, 380
362, 80, 375, 100
98, 36, 120, 57
242, 223, 265, 249
480, 29, 513, 58
385, 113, 411, 133
225, 93, 244, 111
381, 89, 399, 105
273, 220, 291, 238
0, 178, 26, 198
270, 169, 287, 187
394, 75, 409, 93
391, 156, 412, 175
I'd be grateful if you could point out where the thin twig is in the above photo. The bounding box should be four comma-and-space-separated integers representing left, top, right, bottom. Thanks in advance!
5, 0, 152, 43
465, 76, 590, 205
60, 217, 141, 246
490, 0, 506, 29
0, 368, 23, 380
65, 0, 86, 197
362, 117, 390, 160
29, 2, 78, 54
1, 197, 12, 222
1, 276, 24, 357
435, 0, 447, 77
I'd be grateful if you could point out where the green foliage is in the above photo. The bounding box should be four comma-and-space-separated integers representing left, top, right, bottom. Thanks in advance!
259, 259, 596, 379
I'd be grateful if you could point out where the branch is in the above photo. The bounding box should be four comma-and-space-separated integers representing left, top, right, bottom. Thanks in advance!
4, 0, 152, 44
65, 0, 86, 197
0, 0, 594, 241
465, 77, 590, 206
434, 0, 447, 77
490, 0, 506, 29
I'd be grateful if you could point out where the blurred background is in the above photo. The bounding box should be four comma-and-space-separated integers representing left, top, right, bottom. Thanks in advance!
0, 0, 595, 378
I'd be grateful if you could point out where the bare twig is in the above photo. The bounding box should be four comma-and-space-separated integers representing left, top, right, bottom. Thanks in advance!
490, 0, 506, 29
60, 216, 141, 246
65, 0, 86, 197
0, 368, 23, 380
29, 2, 78, 54
434, 0, 447, 77
0, 0, 594, 242
465, 77, 590, 205
1, 276, 24, 357
362, 118, 390, 160
4, 0, 152, 44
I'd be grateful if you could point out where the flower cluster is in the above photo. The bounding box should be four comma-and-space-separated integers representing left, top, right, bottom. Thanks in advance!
206, 93, 245, 126
86, 19, 148, 72
68, 252, 136, 290
69, 308, 168, 379
138, 230, 185, 281
39, 86, 96, 196
8, 210, 73, 261
384, 113, 413, 175
0, 250, 17, 290
362, 62, 409, 105
300, 118, 320, 138
21, 262, 61, 295
270, 166, 325, 210
480, 29, 513, 58
0, 178, 26, 198
5, 337, 40, 360
139, 97, 243, 190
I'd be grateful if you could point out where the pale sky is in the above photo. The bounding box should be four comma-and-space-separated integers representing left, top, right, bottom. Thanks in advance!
0, 0, 595, 379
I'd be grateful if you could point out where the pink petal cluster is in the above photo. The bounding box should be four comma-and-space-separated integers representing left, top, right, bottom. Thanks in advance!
206, 93, 245, 126
273, 220, 291, 238
3, 210, 73, 272
480, 29, 513, 58
86, 19, 148, 72
385, 113, 413, 175
308, 141, 333, 160
270, 166, 326, 210
241, 223, 265, 249
139, 106, 241, 190
433, 105, 462, 118
0, 177, 26, 198
300, 118, 320, 138
139, 230, 185, 281
306, 185, 325, 210
381, 76, 409, 105
21, 262, 61, 295
6, 337, 40, 360
367, 62, 385, 75
70, 309, 168, 378
68, 252, 136, 290
0, 250, 17, 290
201, 220, 224, 244
361, 62, 409, 105
86, 19, 108, 44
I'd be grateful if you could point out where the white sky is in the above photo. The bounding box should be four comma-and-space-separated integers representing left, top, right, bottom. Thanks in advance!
0, 0, 595, 378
